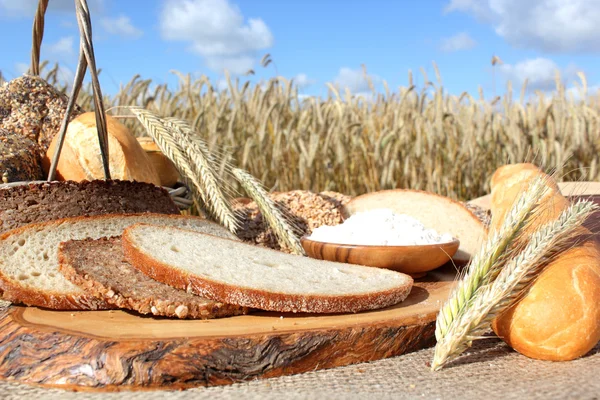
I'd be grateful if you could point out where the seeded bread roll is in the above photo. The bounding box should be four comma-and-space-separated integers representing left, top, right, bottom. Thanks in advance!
490, 163, 600, 361
0, 75, 83, 152
0, 180, 179, 234
59, 237, 247, 319
0, 128, 44, 183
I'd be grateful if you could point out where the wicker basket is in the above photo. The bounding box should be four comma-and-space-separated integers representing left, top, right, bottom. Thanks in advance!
0, 0, 191, 210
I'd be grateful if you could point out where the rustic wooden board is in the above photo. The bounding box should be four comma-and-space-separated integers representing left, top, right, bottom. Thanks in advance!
0, 264, 457, 392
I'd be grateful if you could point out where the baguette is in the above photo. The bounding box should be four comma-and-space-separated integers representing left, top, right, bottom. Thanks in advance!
489, 163, 600, 361
122, 224, 414, 313
0, 214, 237, 310
59, 237, 247, 319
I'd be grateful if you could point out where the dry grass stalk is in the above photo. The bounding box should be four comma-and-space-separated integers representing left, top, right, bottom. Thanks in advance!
232, 168, 304, 255
435, 176, 548, 340
431, 199, 597, 370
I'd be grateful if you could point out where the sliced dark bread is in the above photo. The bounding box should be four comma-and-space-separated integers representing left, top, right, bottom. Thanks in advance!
0, 180, 181, 234
0, 213, 237, 310
59, 237, 247, 319
122, 224, 414, 314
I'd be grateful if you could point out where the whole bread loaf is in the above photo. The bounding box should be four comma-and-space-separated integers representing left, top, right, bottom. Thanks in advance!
0, 128, 44, 183
59, 237, 247, 319
343, 189, 486, 264
0, 213, 238, 310
43, 112, 161, 185
137, 137, 179, 187
490, 163, 600, 361
0, 180, 179, 234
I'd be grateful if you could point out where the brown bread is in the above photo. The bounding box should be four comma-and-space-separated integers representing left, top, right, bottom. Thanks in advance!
0, 180, 179, 234
59, 237, 248, 319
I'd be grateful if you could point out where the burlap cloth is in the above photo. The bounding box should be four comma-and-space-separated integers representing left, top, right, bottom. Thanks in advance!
0, 336, 598, 400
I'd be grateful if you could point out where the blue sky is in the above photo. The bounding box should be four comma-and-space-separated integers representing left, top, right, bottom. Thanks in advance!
1, 0, 599, 99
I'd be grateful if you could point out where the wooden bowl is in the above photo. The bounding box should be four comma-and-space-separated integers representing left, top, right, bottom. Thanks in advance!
300, 237, 460, 278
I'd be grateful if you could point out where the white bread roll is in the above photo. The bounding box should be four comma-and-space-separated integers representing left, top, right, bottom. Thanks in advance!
43, 112, 161, 186
136, 137, 179, 187
490, 163, 600, 361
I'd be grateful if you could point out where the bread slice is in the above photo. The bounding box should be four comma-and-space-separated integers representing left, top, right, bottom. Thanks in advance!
59, 237, 248, 319
122, 224, 414, 314
0, 180, 180, 234
343, 190, 487, 264
0, 214, 237, 310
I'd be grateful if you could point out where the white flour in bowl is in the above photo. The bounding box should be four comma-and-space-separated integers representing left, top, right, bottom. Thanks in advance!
308, 208, 454, 246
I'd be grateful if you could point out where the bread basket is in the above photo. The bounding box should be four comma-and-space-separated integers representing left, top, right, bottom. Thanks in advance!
0, 0, 192, 210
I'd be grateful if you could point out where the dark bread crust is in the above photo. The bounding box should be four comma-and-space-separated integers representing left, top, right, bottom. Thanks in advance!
122, 225, 414, 314
58, 237, 248, 319
0, 180, 179, 234
0, 213, 227, 310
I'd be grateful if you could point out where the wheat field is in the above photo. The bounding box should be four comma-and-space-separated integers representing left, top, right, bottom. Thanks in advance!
5, 62, 600, 201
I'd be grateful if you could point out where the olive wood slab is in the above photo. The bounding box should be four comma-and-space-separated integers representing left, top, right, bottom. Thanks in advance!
0, 264, 457, 392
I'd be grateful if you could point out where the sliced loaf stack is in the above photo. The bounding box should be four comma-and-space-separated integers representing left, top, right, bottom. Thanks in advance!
0, 214, 239, 311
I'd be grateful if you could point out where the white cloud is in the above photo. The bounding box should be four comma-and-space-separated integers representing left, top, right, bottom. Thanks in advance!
444, 0, 600, 53
294, 73, 315, 89
0, 0, 104, 17
46, 36, 75, 58
159, 0, 274, 74
499, 57, 580, 91
332, 67, 380, 93
100, 15, 143, 39
440, 32, 476, 52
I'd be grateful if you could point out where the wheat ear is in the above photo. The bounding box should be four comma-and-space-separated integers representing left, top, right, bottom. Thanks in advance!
232, 168, 305, 255
132, 108, 238, 232
163, 117, 239, 199
161, 118, 239, 232
435, 176, 548, 340
130, 108, 209, 215
431, 199, 596, 370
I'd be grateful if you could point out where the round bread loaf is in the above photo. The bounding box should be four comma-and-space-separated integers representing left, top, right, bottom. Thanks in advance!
490, 163, 600, 361
0, 128, 44, 183
43, 112, 161, 186
137, 137, 179, 187
0, 75, 83, 152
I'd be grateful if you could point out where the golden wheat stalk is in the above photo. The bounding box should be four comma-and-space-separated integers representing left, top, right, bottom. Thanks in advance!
161, 118, 239, 232
435, 176, 548, 340
163, 117, 239, 198
431, 199, 596, 370
232, 167, 304, 255
131, 108, 238, 232
130, 107, 208, 214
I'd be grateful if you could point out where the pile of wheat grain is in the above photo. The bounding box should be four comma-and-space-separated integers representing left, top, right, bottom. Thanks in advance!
233, 190, 350, 252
